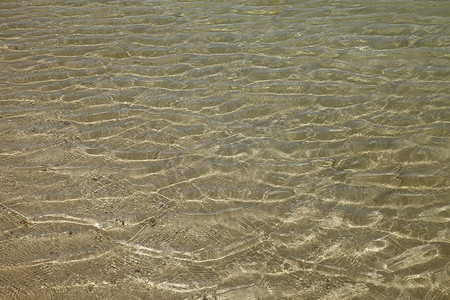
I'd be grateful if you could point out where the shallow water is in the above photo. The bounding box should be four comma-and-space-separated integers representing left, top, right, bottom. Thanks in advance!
0, 0, 449, 299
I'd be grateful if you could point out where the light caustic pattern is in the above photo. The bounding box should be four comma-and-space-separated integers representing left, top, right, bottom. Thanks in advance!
0, 0, 449, 299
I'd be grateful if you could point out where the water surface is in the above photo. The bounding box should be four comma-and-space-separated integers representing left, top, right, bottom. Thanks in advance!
0, 0, 449, 299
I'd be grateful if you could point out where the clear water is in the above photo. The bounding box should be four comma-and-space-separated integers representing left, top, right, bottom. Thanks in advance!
0, 0, 449, 299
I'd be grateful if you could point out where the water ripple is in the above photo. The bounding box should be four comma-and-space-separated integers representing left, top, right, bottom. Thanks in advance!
1, 0, 449, 299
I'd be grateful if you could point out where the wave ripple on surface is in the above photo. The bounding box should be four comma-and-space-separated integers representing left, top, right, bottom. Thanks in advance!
0, 0, 449, 299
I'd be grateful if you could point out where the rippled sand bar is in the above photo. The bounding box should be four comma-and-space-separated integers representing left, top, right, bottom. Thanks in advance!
0, 0, 449, 299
